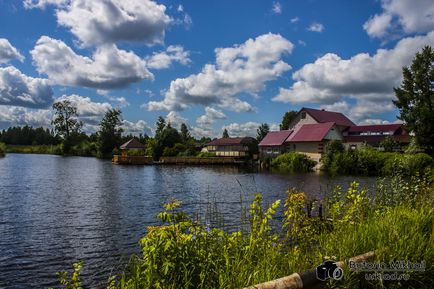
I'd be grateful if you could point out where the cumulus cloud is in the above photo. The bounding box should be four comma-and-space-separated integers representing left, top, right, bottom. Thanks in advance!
53, 0, 172, 47
146, 33, 293, 112
0, 66, 53, 108
273, 31, 434, 105
0, 106, 52, 129
0, 39, 25, 64
363, 0, 434, 39
165, 111, 187, 129
307, 22, 324, 32
145, 45, 191, 70
272, 2, 282, 14
31, 36, 152, 89
56, 94, 112, 117
122, 119, 152, 136
23, 0, 68, 9
196, 106, 226, 127
222, 122, 260, 137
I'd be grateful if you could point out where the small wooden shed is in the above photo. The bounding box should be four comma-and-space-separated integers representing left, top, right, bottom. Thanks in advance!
120, 138, 145, 156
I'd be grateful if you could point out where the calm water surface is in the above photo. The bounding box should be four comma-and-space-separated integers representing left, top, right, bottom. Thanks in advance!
0, 154, 376, 288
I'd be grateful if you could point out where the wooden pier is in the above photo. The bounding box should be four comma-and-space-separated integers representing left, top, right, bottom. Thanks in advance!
112, 155, 153, 165
112, 155, 246, 165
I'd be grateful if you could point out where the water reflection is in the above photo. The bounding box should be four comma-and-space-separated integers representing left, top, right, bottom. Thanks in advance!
0, 154, 376, 288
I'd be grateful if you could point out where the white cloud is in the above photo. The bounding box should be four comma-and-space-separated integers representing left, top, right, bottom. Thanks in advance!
0, 66, 53, 108
307, 22, 324, 32
31, 36, 153, 89
190, 126, 215, 139
54, 0, 172, 47
290, 17, 299, 24
273, 31, 434, 105
56, 94, 112, 117
146, 33, 293, 112
145, 45, 191, 70
320, 100, 396, 124
363, 13, 393, 38
222, 121, 260, 137
122, 119, 152, 136
23, 0, 68, 9
0, 106, 51, 129
363, 0, 434, 39
165, 111, 187, 129
196, 106, 226, 127
272, 2, 282, 14
0, 38, 25, 64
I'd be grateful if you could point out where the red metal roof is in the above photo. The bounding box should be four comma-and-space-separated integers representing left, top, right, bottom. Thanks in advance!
302, 107, 355, 127
259, 130, 293, 146
206, 137, 256, 146
345, 134, 411, 143
346, 123, 403, 133
286, 122, 335, 142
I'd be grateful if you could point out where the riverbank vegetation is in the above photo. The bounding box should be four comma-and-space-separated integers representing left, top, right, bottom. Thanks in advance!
271, 152, 317, 172
51, 169, 434, 289
322, 140, 434, 176
0, 142, 5, 157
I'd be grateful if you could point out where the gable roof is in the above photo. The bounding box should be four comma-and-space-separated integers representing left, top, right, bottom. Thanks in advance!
206, 137, 256, 146
346, 123, 404, 133
287, 122, 335, 142
120, 138, 145, 149
301, 107, 355, 127
259, 130, 293, 146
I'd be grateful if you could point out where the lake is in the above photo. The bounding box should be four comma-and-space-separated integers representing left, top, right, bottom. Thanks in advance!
0, 154, 376, 288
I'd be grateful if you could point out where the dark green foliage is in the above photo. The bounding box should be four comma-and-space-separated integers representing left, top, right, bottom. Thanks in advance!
97, 109, 123, 158
393, 46, 434, 153
222, 128, 229, 138
162, 143, 187, 156
379, 136, 400, 152
280, 110, 297, 130
256, 123, 270, 142
0, 126, 60, 145
52, 100, 82, 141
0, 142, 6, 157
180, 123, 192, 143
271, 152, 316, 172
325, 148, 434, 176
321, 140, 345, 169
153, 126, 182, 160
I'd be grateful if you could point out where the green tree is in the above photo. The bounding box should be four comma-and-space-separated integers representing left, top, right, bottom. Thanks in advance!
380, 136, 400, 152
256, 123, 270, 142
180, 123, 191, 143
153, 126, 182, 160
222, 128, 229, 138
97, 109, 123, 158
52, 100, 82, 153
393, 46, 434, 153
280, 110, 298, 130
155, 116, 166, 137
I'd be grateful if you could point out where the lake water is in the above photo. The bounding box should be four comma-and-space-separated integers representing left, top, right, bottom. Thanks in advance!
0, 154, 376, 288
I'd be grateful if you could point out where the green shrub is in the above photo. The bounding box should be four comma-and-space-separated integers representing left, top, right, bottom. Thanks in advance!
196, 151, 216, 158
383, 153, 434, 176
0, 142, 5, 157
271, 152, 316, 173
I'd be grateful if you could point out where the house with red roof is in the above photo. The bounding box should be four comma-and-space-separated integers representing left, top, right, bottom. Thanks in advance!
205, 137, 257, 157
259, 107, 409, 160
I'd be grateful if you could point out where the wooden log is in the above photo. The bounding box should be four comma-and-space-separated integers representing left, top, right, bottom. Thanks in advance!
244, 251, 375, 289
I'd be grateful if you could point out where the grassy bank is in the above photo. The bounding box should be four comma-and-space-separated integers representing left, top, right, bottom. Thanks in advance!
322, 147, 434, 176
52, 171, 434, 289
0, 142, 5, 157
271, 152, 317, 172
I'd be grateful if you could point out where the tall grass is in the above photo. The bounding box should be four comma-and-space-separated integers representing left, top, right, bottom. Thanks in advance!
52, 172, 434, 289
0, 142, 6, 157
5, 144, 63, 155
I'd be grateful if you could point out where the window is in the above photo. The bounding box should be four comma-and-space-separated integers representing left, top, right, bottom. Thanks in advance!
301, 111, 306, 119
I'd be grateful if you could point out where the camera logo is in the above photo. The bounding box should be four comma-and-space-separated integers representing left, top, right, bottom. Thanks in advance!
316, 260, 344, 281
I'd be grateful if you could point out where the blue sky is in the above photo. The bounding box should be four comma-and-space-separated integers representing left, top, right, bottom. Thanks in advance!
0, 0, 433, 137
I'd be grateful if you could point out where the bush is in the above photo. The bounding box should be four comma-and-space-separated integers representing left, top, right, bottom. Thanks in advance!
271, 152, 316, 173
196, 151, 216, 158
383, 153, 434, 176
0, 142, 5, 157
